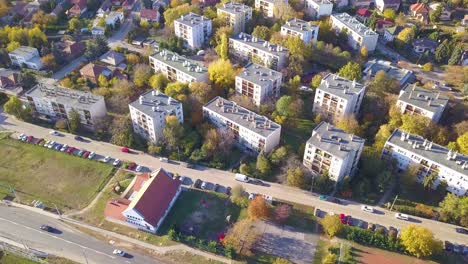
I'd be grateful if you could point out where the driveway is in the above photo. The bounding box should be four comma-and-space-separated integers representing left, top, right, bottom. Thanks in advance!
254, 221, 319, 264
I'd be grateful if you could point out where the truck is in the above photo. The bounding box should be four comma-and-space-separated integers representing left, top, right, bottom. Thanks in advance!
235, 173, 250, 183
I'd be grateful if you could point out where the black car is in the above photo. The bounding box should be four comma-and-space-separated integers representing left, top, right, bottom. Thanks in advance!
74, 136, 84, 141
455, 228, 468, 234
194, 179, 202, 189
327, 197, 341, 204
445, 241, 453, 251
40, 225, 53, 232
185, 163, 195, 169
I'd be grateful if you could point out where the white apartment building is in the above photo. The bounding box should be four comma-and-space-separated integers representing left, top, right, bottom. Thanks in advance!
303, 121, 365, 182
330, 13, 379, 51
281, 18, 319, 44
8, 46, 43, 70
203, 96, 281, 154
304, 0, 333, 19
129, 90, 183, 144
229, 32, 289, 71
217, 2, 253, 35
313, 73, 366, 121
330, 0, 349, 8
235, 63, 282, 106
382, 129, 468, 196
174, 12, 212, 49
396, 84, 448, 123
149, 49, 208, 83
255, 0, 288, 18
25, 83, 107, 129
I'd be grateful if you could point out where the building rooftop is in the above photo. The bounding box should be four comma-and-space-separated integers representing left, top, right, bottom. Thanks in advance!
413, 38, 438, 49
175, 12, 211, 27
100, 50, 125, 66
307, 121, 365, 159
398, 84, 448, 113
26, 83, 104, 108
318, 73, 366, 100
331, 13, 377, 37
9, 46, 38, 57
150, 49, 207, 79
230, 32, 289, 56
308, 0, 332, 4
387, 129, 468, 176
107, 11, 123, 20
204, 96, 281, 138
282, 18, 318, 33
363, 59, 413, 84
237, 63, 282, 86
218, 2, 252, 15
130, 90, 181, 118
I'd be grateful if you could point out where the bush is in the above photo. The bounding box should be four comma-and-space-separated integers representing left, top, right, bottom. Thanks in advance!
225, 245, 235, 259
394, 205, 434, 219
168, 229, 177, 240
339, 226, 403, 252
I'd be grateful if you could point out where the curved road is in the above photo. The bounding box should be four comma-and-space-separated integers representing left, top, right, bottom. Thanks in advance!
1, 113, 467, 245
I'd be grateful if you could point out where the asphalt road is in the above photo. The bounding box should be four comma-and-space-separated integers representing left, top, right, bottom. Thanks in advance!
0, 205, 162, 264
1, 113, 468, 245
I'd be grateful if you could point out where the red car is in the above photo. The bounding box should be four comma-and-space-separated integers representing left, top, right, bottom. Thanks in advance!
82, 151, 90, 158
121, 147, 129, 153
340, 214, 346, 224
127, 163, 137, 170
26, 136, 34, 143
346, 216, 353, 226
66, 147, 76, 154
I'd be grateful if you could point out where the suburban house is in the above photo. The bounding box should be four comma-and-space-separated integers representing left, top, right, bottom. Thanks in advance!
8, 46, 43, 70
382, 129, 468, 196
104, 168, 182, 233
56, 40, 86, 61
355, 8, 371, 23
412, 38, 438, 54
383, 25, 404, 42
97, 0, 112, 17
105, 11, 124, 27
429, 3, 452, 21
375, 0, 400, 13
140, 9, 160, 22
67, 0, 87, 17
99, 50, 126, 68
0, 68, 22, 96
79, 63, 113, 83
91, 26, 106, 36
410, 3, 429, 23
375, 18, 395, 34
304, 0, 333, 19
362, 59, 414, 87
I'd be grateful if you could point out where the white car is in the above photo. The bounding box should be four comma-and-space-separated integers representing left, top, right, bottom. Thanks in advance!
49, 130, 59, 135
135, 165, 142, 172
18, 133, 25, 140
112, 249, 125, 257
361, 205, 374, 213
248, 193, 256, 200
103, 156, 111, 163
60, 144, 68, 152
159, 157, 169, 163
395, 213, 409, 221
43, 140, 50, 147
47, 141, 56, 149
88, 152, 95, 159
112, 159, 121, 166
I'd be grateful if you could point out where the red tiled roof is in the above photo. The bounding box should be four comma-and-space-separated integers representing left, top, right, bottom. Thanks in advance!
104, 198, 130, 221
80, 63, 108, 78
140, 9, 159, 20
356, 8, 371, 17
123, 0, 135, 8
133, 173, 151, 192
410, 3, 428, 14
127, 169, 181, 227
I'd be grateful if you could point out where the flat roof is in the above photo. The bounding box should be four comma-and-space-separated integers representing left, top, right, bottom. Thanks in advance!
318, 73, 366, 100
237, 63, 282, 86
363, 59, 413, 83
331, 13, 377, 37
218, 2, 252, 15
175, 12, 210, 27
387, 129, 468, 176
308, 0, 332, 4
204, 96, 281, 138
230, 32, 289, 56
9, 46, 38, 57
130, 90, 181, 118
282, 18, 318, 33
307, 121, 364, 159
26, 83, 104, 108
398, 84, 448, 113
150, 49, 207, 79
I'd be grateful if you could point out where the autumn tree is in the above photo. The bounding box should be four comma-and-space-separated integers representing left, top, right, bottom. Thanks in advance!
256, 150, 272, 177
269, 146, 288, 165
163, 4, 199, 28
273, 3, 297, 21
321, 215, 343, 238
215, 33, 229, 60
310, 74, 322, 89
274, 204, 291, 224
457, 132, 468, 155
287, 167, 307, 189
149, 73, 169, 91
383, 9, 396, 19
338, 62, 362, 81
222, 220, 259, 256
439, 194, 468, 226
359, 46, 368, 60
68, 109, 82, 133
110, 116, 135, 147
335, 115, 362, 136
396, 27, 415, 47
400, 114, 430, 136
208, 59, 236, 93
248, 196, 270, 220
422, 172, 438, 190
322, 253, 338, 264
189, 82, 215, 105
430, 4, 443, 23
4, 96, 31, 120
133, 64, 153, 88
165, 82, 189, 101
41, 54, 57, 70
252, 25, 272, 40
163, 115, 184, 150
400, 225, 442, 258
68, 17, 84, 33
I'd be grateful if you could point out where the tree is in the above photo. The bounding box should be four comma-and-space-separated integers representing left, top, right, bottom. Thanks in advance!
28, 27, 48, 49
396, 27, 415, 47
338, 62, 362, 81
321, 215, 343, 238
310, 75, 322, 89
322, 253, 338, 264
376, 170, 393, 193
215, 33, 229, 60
359, 46, 368, 60
189, 82, 214, 105
252, 26, 271, 40
110, 116, 135, 147
222, 220, 259, 256
68, 17, 83, 33
85, 36, 109, 60
457, 132, 468, 155
400, 114, 430, 136
98, 74, 109, 88
423, 172, 438, 190
133, 64, 153, 88
68, 109, 81, 133
256, 150, 271, 177
163, 115, 184, 150
248, 196, 270, 220
435, 39, 450, 64
208, 59, 236, 92
231, 184, 245, 199
400, 225, 442, 258
335, 115, 362, 136
273, 258, 292, 264
273, 3, 297, 21
19, 71, 37, 91
448, 44, 463, 65
287, 167, 306, 189
41, 54, 57, 70
163, 4, 199, 28
439, 194, 468, 226
430, 5, 443, 23
274, 204, 291, 224
149, 74, 169, 91
269, 146, 288, 165
4, 96, 26, 119
368, 70, 399, 95
383, 9, 396, 19
165, 82, 189, 101
445, 66, 468, 91
6, 41, 20, 52
422, 62, 433, 72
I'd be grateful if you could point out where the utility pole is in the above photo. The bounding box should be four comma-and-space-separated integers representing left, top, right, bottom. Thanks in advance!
82, 249, 89, 264
390, 195, 398, 211
53, 203, 61, 218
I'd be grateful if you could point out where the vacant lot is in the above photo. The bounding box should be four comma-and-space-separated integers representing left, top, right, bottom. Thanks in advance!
0, 137, 114, 211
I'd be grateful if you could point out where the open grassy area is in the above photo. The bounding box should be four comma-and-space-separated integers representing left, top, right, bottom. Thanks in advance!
0, 251, 38, 264
0, 137, 114, 211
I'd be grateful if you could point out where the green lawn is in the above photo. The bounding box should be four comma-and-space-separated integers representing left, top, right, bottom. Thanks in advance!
0, 137, 114, 211
0, 251, 38, 264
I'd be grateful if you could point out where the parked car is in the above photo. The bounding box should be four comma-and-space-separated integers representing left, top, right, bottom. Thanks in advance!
126, 163, 137, 170
77, 150, 85, 157
49, 130, 59, 135
356, 219, 366, 229
226, 186, 232, 196
60, 144, 68, 152
327, 197, 341, 204
26, 136, 34, 143
54, 144, 63, 151
453, 243, 461, 254
395, 213, 409, 221
445, 241, 453, 251
248, 193, 256, 200
82, 151, 90, 158
194, 179, 202, 188
121, 147, 129, 153
113, 159, 121, 166
455, 227, 468, 234
36, 138, 45, 146
18, 133, 25, 140
74, 136, 84, 141
135, 165, 143, 172
159, 157, 169, 163
112, 249, 125, 257
40, 225, 53, 232
346, 216, 353, 225
103, 156, 111, 163
462, 245, 468, 255
47, 141, 56, 149
66, 147, 76, 154
367, 223, 375, 231
214, 183, 220, 192
185, 162, 195, 168
88, 152, 96, 159
319, 195, 327, 201
361, 205, 374, 213
178, 176, 187, 184
201, 181, 209, 190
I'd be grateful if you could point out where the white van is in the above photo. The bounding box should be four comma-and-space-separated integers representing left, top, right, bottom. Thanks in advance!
159, 157, 169, 163
235, 173, 250, 183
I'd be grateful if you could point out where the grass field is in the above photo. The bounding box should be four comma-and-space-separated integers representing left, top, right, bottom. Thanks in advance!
0, 251, 38, 264
0, 137, 114, 211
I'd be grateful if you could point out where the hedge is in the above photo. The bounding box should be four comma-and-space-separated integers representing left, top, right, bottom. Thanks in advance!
339, 226, 404, 252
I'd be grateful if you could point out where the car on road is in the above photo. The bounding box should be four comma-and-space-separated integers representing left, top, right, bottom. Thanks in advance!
395, 213, 409, 221
113, 159, 121, 166
74, 136, 84, 141
234, 173, 250, 183
159, 157, 169, 163
445, 241, 453, 251
40, 225, 53, 232
121, 147, 129, 153
60, 144, 68, 152
103, 156, 111, 163
327, 197, 341, 204
185, 162, 195, 169
319, 195, 327, 201
112, 249, 125, 257
49, 130, 59, 135
88, 152, 96, 159
455, 227, 468, 234
135, 164, 143, 172
361, 205, 374, 213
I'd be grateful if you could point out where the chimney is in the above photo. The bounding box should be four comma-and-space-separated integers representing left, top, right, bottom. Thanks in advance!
343, 88, 348, 94
447, 150, 452, 160
152, 90, 156, 96
168, 97, 172, 104
436, 92, 440, 99
139, 96, 144, 104
400, 132, 406, 141
428, 99, 432, 106
152, 106, 156, 112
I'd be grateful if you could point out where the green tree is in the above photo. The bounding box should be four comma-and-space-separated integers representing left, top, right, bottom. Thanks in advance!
133, 64, 153, 88
457, 132, 468, 155
215, 33, 229, 60
435, 39, 450, 64
376, 170, 393, 193
110, 116, 135, 147
310, 74, 322, 89
383, 9, 397, 19
368, 70, 400, 95
338, 62, 362, 81
396, 27, 415, 47
448, 44, 463, 65
400, 225, 442, 258
68, 17, 83, 33
335, 115, 362, 136
287, 167, 306, 189
98, 74, 109, 88
256, 150, 271, 177
6, 41, 20, 52
163, 115, 184, 150
273, 258, 292, 264
269, 146, 288, 165
252, 26, 271, 40
423, 172, 438, 190
4, 96, 24, 119
68, 109, 81, 133
149, 74, 169, 91
429, 5, 443, 23
19, 71, 37, 91
321, 215, 343, 238
400, 114, 430, 136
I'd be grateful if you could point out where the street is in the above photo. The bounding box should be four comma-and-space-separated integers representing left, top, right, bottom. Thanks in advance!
0, 205, 162, 264
1, 112, 467, 245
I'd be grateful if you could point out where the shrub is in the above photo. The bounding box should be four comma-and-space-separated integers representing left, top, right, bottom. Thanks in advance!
168, 229, 177, 240
339, 226, 403, 252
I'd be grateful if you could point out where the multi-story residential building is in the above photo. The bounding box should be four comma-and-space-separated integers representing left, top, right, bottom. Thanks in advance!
8, 46, 43, 70
350, 0, 372, 8
255, 0, 288, 18
280, 18, 319, 44
363, 59, 414, 87
174, 12, 212, 49
304, 0, 333, 19
330, 13, 378, 52
217, 2, 253, 35
235, 63, 282, 106
330, 0, 348, 8
25, 83, 107, 129
129, 90, 183, 144
382, 129, 468, 196
312, 73, 366, 121
375, 0, 401, 13
229, 32, 289, 71
396, 84, 448, 123
149, 49, 208, 83
303, 121, 365, 182
203, 96, 281, 153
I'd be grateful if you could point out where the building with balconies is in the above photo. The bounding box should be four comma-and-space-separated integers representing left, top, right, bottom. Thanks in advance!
174, 12, 212, 49
255, 0, 288, 18
217, 2, 252, 34
330, 13, 378, 51
304, 0, 333, 19
149, 49, 208, 83
281, 18, 319, 44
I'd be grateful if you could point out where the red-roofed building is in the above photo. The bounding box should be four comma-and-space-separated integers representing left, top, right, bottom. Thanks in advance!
67, 0, 88, 17
356, 8, 371, 23
79, 63, 112, 83
140, 9, 160, 22
104, 168, 182, 233
410, 3, 429, 23
122, 0, 136, 10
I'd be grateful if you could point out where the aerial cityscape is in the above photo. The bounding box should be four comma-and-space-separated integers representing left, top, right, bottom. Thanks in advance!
0, 0, 467, 263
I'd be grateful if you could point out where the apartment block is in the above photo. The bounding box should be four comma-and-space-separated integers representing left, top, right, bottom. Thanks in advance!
281, 18, 319, 44
312, 73, 366, 121
149, 49, 208, 83
129, 90, 183, 144
235, 63, 282, 106
330, 13, 378, 51
304, 0, 333, 19
25, 83, 107, 129
255, 0, 288, 18
217, 2, 253, 34
382, 129, 468, 196
8, 46, 43, 70
203, 96, 281, 153
229, 32, 289, 71
174, 12, 212, 49
396, 84, 448, 123
303, 121, 365, 182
